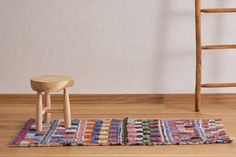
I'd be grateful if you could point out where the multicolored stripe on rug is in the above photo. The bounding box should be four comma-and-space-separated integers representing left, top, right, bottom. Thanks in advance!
77, 119, 122, 146
11, 119, 123, 147
124, 118, 232, 145
10, 117, 232, 147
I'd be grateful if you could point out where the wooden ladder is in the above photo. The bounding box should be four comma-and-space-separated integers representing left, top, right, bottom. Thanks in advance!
195, 0, 236, 112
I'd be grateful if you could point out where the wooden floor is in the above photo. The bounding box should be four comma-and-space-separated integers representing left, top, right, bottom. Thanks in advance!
0, 94, 236, 157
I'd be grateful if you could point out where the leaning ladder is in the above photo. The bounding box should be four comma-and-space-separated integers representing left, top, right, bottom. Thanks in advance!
195, 0, 236, 112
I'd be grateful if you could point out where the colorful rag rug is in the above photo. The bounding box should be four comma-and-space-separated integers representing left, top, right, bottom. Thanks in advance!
10, 117, 232, 147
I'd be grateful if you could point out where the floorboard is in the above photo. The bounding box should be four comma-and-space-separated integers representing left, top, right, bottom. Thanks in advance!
0, 94, 236, 157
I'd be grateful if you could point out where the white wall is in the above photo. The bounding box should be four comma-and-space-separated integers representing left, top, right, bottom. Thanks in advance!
1, 0, 236, 94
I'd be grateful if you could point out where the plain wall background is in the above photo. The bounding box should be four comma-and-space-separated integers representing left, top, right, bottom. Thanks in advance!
1, 0, 236, 94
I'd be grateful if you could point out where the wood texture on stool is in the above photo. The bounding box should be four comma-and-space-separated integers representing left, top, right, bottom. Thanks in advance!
44, 92, 51, 123
63, 88, 71, 128
31, 75, 74, 131
36, 92, 43, 131
31, 75, 74, 92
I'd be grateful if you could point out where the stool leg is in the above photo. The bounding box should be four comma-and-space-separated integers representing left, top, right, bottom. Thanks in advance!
44, 92, 51, 123
36, 92, 43, 132
63, 88, 71, 128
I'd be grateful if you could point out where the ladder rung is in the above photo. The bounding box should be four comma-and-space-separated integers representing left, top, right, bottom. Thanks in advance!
202, 44, 236, 50
201, 8, 236, 13
201, 83, 236, 88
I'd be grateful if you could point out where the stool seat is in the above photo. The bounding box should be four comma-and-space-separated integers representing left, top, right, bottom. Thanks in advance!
31, 75, 74, 92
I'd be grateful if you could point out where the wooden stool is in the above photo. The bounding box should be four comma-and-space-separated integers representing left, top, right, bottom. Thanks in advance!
30, 75, 74, 131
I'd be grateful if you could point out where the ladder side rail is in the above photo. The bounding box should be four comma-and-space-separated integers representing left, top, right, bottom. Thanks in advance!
195, 0, 202, 112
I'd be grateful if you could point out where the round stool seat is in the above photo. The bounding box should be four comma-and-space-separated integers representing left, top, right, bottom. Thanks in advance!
31, 75, 74, 92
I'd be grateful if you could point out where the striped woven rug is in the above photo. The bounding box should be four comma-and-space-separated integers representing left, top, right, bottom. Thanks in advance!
10, 117, 232, 147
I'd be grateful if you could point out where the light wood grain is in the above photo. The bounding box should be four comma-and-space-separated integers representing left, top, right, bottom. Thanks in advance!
195, 0, 202, 112
0, 94, 236, 157
63, 88, 71, 128
31, 75, 74, 131
36, 92, 43, 131
0, 94, 163, 104
45, 108, 64, 113
201, 8, 236, 13
44, 92, 51, 123
202, 44, 236, 50
201, 83, 236, 88
194, 1, 236, 112
30, 75, 74, 92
